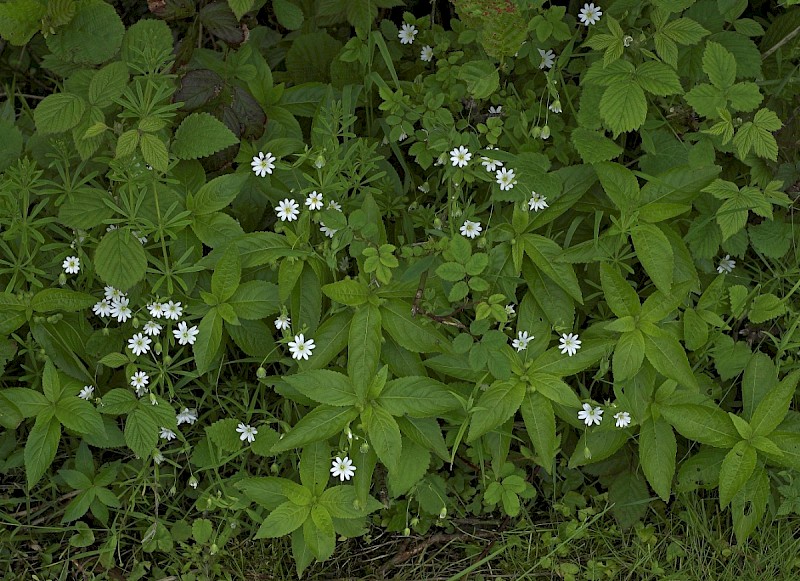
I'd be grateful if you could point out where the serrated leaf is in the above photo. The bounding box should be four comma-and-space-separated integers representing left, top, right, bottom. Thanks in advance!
255, 501, 310, 539
228, 0, 255, 20
193, 309, 223, 375
642, 326, 697, 389
94, 228, 147, 291
520, 392, 557, 474
631, 224, 673, 293
271, 406, 359, 453
571, 127, 623, 164
748, 293, 787, 324
703, 42, 736, 88
34, 93, 86, 135
659, 404, 739, 448
89, 61, 129, 108
468, 379, 525, 441
139, 133, 169, 172
124, 408, 158, 459
172, 113, 239, 160
188, 173, 248, 215
206, 418, 242, 452
25, 414, 61, 488
719, 441, 756, 509
635, 61, 683, 95
599, 82, 647, 136
364, 404, 401, 471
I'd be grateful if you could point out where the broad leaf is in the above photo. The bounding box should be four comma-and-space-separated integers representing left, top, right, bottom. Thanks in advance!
468, 379, 525, 441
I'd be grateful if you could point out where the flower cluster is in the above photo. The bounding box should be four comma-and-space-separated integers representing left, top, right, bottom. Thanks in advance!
577, 403, 631, 428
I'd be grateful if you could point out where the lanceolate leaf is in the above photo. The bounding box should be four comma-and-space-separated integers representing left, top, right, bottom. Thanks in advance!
639, 417, 676, 501
271, 406, 359, 453
348, 303, 382, 400
25, 413, 61, 488
363, 404, 402, 471
749, 370, 800, 437
378, 377, 458, 417
718, 441, 757, 509
283, 370, 357, 407
630, 224, 673, 293
468, 379, 526, 442
520, 392, 557, 474
255, 501, 310, 539
659, 404, 739, 448
642, 326, 698, 389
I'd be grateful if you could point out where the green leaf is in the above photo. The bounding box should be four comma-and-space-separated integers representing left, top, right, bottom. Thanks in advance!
595, 162, 640, 213
457, 60, 500, 100
348, 304, 382, 400
273, 0, 304, 30
34, 93, 87, 135
468, 379, 525, 441
94, 228, 147, 291
613, 330, 646, 381
206, 418, 243, 452
378, 377, 457, 417
531, 374, 581, 408
397, 416, 449, 462
55, 397, 105, 439
683, 308, 708, 351
364, 404, 402, 471
570, 128, 623, 164
630, 224, 673, 292
380, 299, 448, 353
642, 326, 697, 389
228, 0, 255, 20
89, 61, 129, 108
599, 82, 647, 136
731, 468, 768, 544
659, 404, 739, 448
299, 441, 330, 497
435, 261, 466, 282
271, 406, 359, 453
139, 133, 169, 173
532, 340, 614, 377
228, 281, 280, 320
635, 61, 683, 95
749, 371, 800, 437
211, 244, 241, 303
321, 279, 371, 306
703, 42, 736, 88
520, 392, 557, 474
719, 441, 756, 509
523, 235, 583, 303
742, 353, 777, 421
600, 264, 641, 317
25, 413, 61, 488
0, 0, 46, 45
388, 439, 430, 496
255, 501, 310, 539
320, 486, 366, 518
639, 417, 676, 501
305, 505, 336, 561
748, 293, 787, 324
124, 408, 158, 459
283, 370, 357, 407
193, 309, 223, 376
45, 0, 124, 65
31, 289, 97, 313
726, 82, 762, 112
608, 471, 650, 529
188, 173, 249, 216
569, 429, 628, 468
173, 113, 239, 160
660, 17, 709, 45
237, 477, 290, 510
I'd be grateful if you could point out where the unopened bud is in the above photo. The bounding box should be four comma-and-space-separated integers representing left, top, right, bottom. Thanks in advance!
359, 442, 370, 454
58, 273, 67, 285
314, 154, 326, 169
257, 366, 267, 379
270, 463, 280, 473
403, 527, 411, 536
541, 125, 551, 140
188, 476, 199, 489
439, 507, 447, 519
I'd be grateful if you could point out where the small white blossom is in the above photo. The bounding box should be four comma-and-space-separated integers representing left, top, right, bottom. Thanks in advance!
110, 297, 132, 323
163, 301, 182, 321
717, 255, 735, 274
327, 200, 342, 211
614, 411, 631, 428
251, 152, 276, 177
173, 321, 199, 346
481, 155, 503, 172
236, 423, 258, 443
398, 23, 418, 45
512, 330, 532, 352
143, 321, 162, 336
305, 191, 323, 211
274, 314, 291, 331
578, 3, 603, 26
128, 333, 152, 356
62, 256, 80, 274
528, 192, 549, 212
578, 403, 603, 426
496, 168, 517, 191
133, 230, 147, 244
188, 476, 198, 489
450, 146, 471, 168
505, 304, 516, 317
275, 198, 300, 222
93, 299, 112, 318
78, 385, 95, 400
460, 220, 482, 239
130, 371, 149, 396
549, 100, 562, 114
488, 105, 503, 115
320, 223, 337, 238
177, 408, 198, 425
147, 302, 165, 319
288, 334, 315, 360
153, 451, 164, 464
559, 332, 582, 356
330, 456, 356, 481
104, 286, 124, 302
160, 427, 177, 441
538, 48, 555, 69
420, 45, 433, 61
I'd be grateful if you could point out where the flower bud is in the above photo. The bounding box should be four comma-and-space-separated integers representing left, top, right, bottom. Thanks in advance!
188, 476, 199, 489
132, 317, 140, 328
149, 393, 158, 406
210, 543, 219, 555
154, 342, 162, 355
439, 507, 447, 519
102, 327, 110, 336
403, 527, 411, 536
314, 154, 326, 169
164, 355, 172, 365
270, 463, 280, 473
257, 366, 267, 379
58, 273, 67, 285
541, 125, 551, 140
359, 442, 370, 454
411, 517, 419, 526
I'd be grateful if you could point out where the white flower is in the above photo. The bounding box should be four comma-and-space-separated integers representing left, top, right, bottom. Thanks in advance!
450, 145, 471, 168
104, 286, 124, 302
481, 155, 503, 172
496, 168, 517, 191
614, 411, 631, 428
512, 330, 532, 352
578, 403, 603, 426
274, 314, 291, 330
173, 321, 199, 346
418, 182, 430, 193
717, 255, 735, 274
133, 230, 147, 244
236, 422, 258, 443
188, 476, 198, 489
147, 302, 165, 319
398, 23, 418, 45
578, 3, 603, 26
93, 299, 112, 318
288, 333, 315, 360
488, 105, 503, 115
110, 297, 132, 323
460, 220, 482, 239
538, 48, 555, 69
62, 256, 80, 274
177, 408, 198, 425
163, 300, 182, 321
398, 131, 408, 142
78, 385, 95, 400
559, 332, 582, 356
153, 451, 164, 464
420, 45, 433, 61
549, 100, 562, 113
130, 371, 149, 396
160, 427, 177, 441
320, 223, 337, 238
327, 200, 342, 211
128, 333, 152, 356
251, 151, 276, 177
275, 198, 300, 222
106, 224, 118, 232
505, 304, 516, 317
528, 192, 549, 212
330, 456, 356, 481
143, 321, 162, 336
305, 191, 323, 211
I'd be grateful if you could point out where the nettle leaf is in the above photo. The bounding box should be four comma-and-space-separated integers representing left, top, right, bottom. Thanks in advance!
194, 309, 223, 375
749, 371, 800, 437
139, 133, 169, 172
348, 304, 382, 400
188, 172, 249, 215
124, 408, 158, 460
364, 404, 402, 471
378, 377, 458, 417
600, 264, 641, 317
630, 224, 673, 293
613, 330, 645, 381
748, 293, 787, 324
321, 279, 371, 306
255, 501, 310, 539
34, 94, 87, 135
0, 0, 46, 46
271, 406, 359, 453
173, 113, 239, 160
642, 325, 697, 389
94, 228, 148, 291
31, 289, 97, 313
211, 244, 241, 303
